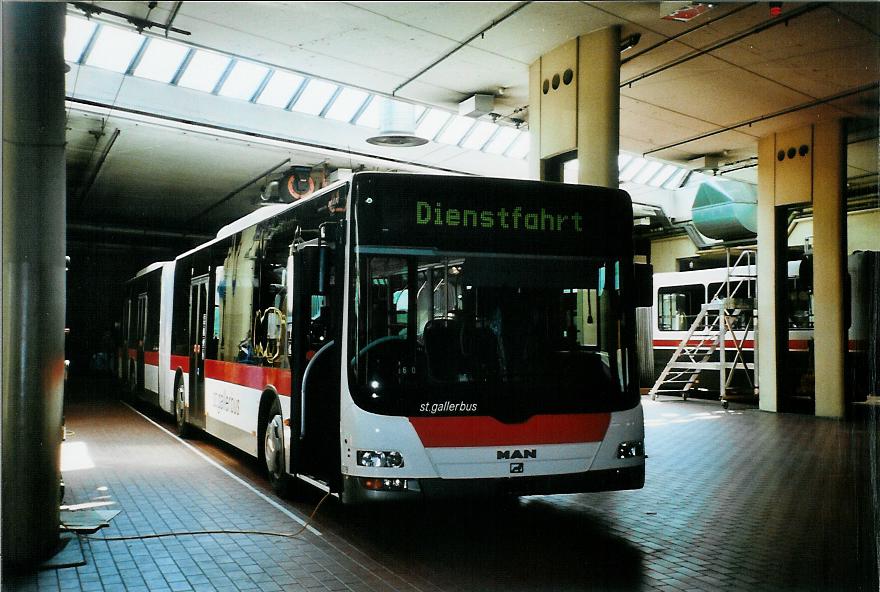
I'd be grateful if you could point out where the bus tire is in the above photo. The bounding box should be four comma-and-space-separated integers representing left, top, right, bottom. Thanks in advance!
174, 376, 190, 438
263, 398, 291, 497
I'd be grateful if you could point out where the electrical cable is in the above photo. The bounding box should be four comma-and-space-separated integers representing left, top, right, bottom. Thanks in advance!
74, 490, 331, 542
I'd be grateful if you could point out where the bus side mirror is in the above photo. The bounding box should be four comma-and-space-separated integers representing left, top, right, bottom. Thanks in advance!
634, 263, 653, 308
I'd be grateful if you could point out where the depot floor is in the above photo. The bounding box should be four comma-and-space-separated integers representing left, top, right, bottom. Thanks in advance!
4, 376, 878, 592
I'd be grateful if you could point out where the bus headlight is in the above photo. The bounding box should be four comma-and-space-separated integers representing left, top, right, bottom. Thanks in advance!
616, 440, 644, 459
357, 450, 404, 468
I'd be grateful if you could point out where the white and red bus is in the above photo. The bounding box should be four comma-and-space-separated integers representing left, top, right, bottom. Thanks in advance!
122, 172, 647, 503
649, 251, 877, 405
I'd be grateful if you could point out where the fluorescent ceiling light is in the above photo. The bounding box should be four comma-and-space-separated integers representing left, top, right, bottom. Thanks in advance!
219, 61, 269, 100
133, 38, 189, 83
460, 121, 497, 150
84, 25, 145, 73
483, 127, 519, 155
177, 50, 230, 92
291, 79, 338, 115
506, 131, 530, 159
324, 87, 369, 122
64, 16, 97, 63
256, 71, 304, 108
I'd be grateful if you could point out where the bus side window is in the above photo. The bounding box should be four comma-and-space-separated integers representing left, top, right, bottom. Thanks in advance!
657, 284, 704, 331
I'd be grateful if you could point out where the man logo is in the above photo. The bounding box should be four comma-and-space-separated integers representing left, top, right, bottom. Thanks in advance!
497, 449, 536, 460
510, 463, 524, 474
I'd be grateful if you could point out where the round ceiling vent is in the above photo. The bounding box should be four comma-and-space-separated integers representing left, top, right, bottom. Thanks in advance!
366, 99, 427, 148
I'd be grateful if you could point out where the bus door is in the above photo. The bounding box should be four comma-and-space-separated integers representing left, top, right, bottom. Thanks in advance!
134, 293, 147, 392
291, 241, 340, 487
188, 276, 209, 429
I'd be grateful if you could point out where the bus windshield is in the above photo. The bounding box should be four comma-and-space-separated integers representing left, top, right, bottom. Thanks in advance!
348, 253, 635, 419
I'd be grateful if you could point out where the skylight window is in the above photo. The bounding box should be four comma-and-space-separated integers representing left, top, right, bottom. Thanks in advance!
64, 16, 97, 63
218, 61, 269, 100
256, 70, 304, 108
84, 25, 145, 73
133, 38, 189, 83
177, 50, 231, 92
506, 131, 530, 159
436, 116, 475, 145
460, 121, 497, 150
415, 109, 451, 141
291, 79, 338, 115
650, 164, 679, 187
632, 160, 664, 185
354, 96, 381, 129
324, 87, 369, 122
483, 126, 519, 155
618, 153, 633, 173
619, 156, 647, 181
663, 168, 689, 189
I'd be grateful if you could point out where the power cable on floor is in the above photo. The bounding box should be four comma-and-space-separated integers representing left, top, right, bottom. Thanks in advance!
75, 490, 331, 542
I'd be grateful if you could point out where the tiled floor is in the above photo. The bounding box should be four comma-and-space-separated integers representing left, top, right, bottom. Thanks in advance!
4, 377, 878, 591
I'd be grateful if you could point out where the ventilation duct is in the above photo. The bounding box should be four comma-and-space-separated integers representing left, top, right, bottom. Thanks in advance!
690, 177, 758, 241
366, 99, 427, 147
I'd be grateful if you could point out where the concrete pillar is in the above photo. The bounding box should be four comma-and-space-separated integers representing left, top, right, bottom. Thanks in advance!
529, 26, 620, 188
811, 122, 847, 418
756, 136, 780, 412
756, 121, 847, 417
576, 26, 620, 188
2, 1, 67, 566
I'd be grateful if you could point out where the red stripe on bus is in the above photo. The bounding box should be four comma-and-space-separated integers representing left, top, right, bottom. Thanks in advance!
144, 351, 159, 366
170, 354, 190, 373
652, 339, 756, 349
409, 414, 611, 448
203, 359, 291, 396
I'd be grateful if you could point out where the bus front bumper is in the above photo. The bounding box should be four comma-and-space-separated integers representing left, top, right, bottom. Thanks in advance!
342, 465, 645, 504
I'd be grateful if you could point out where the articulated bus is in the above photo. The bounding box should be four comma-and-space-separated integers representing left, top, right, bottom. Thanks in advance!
122, 172, 646, 503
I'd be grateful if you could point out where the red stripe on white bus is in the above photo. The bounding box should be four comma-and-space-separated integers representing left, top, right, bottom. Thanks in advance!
652, 339, 756, 349
170, 354, 190, 373
409, 413, 611, 448
203, 359, 291, 396
144, 351, 159, 366
652, 338, 864, 353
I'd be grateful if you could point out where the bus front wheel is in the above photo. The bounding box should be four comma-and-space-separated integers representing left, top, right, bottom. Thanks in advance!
263, 399, 290, 496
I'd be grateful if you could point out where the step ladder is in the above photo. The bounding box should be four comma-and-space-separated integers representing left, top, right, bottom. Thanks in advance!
649, 249, 758, 409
